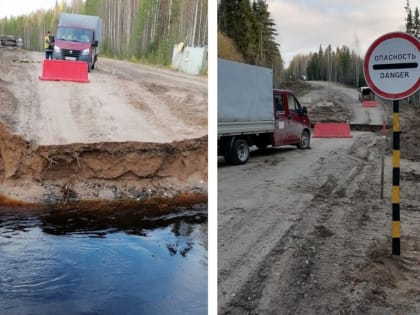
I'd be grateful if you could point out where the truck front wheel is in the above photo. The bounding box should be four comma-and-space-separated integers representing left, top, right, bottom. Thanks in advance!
231, 138, 250, 165
297, 130, 311, 149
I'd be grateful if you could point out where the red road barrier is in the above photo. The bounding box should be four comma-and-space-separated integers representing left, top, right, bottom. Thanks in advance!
39, 59, 89, 83
362, 100, 377, 107
313, 122, 352, 138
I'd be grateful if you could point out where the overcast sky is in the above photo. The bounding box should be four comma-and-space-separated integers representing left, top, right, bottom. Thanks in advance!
0, 0, 60, 18
267, 0, 420, 67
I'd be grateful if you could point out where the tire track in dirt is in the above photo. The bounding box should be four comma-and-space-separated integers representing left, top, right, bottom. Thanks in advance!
36, 81, 87, 144
1, 54, 41, 137
271, 137, 380, 315
1, 49, 207, 145
218, 140, 356, 313
222, 132, 420, 315
98, 58, 208, 137
219, 133, 385, 314
218, 151, 310, 308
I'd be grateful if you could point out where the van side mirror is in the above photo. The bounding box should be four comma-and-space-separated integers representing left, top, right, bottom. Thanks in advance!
301, 106, 308, 115
93, 40, 98, 47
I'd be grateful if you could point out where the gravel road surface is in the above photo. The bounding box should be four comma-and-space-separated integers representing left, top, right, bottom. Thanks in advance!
218, 81, 420, 314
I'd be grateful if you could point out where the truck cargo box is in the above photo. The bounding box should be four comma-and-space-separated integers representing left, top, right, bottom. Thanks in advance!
218, 59, 275, 135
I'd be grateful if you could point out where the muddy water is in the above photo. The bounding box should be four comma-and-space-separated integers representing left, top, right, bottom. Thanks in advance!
0, 206, 207, 315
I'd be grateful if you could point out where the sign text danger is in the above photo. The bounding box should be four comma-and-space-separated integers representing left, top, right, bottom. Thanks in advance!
380, 71, 410, 79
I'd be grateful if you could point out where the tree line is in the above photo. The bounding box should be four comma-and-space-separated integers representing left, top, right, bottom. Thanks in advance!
405, 0, 420, 104
287, 1, 420, 90
218, 0, 283, 88
405, 0, 420, 37
287, 44, 365, 87
0, 0, 207, 66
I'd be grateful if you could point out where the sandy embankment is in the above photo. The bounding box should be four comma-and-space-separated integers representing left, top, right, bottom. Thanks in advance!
0, 48, 208, 211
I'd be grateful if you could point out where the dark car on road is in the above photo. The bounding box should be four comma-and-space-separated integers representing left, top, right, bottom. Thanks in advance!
0, 35, 17, 47
359, 86, 375, 102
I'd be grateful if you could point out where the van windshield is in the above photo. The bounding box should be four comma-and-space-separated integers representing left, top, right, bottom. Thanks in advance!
57, 27, 93, 43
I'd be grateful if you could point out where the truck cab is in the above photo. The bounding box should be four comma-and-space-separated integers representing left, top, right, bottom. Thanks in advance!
273, 89, 310, 148
54, 26, 98, 70
53, 13, 102, 71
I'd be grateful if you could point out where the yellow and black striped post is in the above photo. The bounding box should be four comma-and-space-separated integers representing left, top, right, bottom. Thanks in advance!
392, 100, 400, 256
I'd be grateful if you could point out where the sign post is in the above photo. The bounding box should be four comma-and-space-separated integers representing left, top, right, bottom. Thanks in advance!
380, 119, 387, 199
364, 32, 420, 256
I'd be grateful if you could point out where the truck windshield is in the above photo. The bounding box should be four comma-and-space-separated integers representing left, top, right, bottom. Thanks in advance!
57, 27, 93, 43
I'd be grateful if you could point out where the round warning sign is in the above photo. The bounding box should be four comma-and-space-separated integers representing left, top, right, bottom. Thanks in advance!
364, 32, 420, 100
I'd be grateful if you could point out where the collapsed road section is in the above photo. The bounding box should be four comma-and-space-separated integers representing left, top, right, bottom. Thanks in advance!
0, 48, 207, 209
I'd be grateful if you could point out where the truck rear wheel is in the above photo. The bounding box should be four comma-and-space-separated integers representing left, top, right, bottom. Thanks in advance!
230, 138, 250, 165
222, 138, 234, 165
297, 130, 311, 149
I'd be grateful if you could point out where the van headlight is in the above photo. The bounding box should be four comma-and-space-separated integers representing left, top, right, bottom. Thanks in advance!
81, 48, 89, 55
54, 45, 61, 53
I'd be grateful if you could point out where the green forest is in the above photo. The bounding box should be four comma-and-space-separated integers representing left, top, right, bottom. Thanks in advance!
286, 44, 365, 87
0, 0, 208, 66
218, 0, 283, 87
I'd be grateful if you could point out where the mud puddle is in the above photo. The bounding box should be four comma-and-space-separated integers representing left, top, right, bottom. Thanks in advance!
0, 205, 208, 315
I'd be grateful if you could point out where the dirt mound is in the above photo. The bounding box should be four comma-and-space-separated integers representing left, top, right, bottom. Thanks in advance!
308, 99, 351, 124
399, 105, 420, 161
0, 122, 207, 207
349, 236, 420, 314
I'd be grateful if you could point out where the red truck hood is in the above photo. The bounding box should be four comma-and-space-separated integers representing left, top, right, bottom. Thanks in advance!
55, 39, 90, 50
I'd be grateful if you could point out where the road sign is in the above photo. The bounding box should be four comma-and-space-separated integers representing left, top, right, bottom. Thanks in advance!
364, 32, 420, 100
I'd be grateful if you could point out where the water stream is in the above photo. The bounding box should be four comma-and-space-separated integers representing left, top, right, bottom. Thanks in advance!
0, 206, 208, 315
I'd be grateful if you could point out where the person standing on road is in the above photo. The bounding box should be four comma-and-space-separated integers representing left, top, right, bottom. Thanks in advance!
44, 31, 54, 59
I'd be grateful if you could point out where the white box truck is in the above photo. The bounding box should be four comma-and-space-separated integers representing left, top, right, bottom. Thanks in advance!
218, 59, 311, 165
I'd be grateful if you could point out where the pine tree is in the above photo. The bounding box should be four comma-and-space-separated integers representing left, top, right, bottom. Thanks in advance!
217, 0, 283, 84
218, 0, 256, 63
252, 0, 280, 67
405, 0, 415, 34
404, 1, 420, 103
414, 7, 420, 37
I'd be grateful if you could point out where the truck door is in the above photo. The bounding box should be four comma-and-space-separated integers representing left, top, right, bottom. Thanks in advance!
286, 92, 304, 142
273, 92, 288, 146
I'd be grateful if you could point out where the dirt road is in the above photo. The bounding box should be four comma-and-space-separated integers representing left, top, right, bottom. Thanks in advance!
1, 49, 207, 144
0, 48, 207, 207
302, 81, 387, 127
218, 82, 420, 314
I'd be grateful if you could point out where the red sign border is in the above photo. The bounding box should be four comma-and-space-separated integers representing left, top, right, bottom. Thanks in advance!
363, 32, 420, 100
